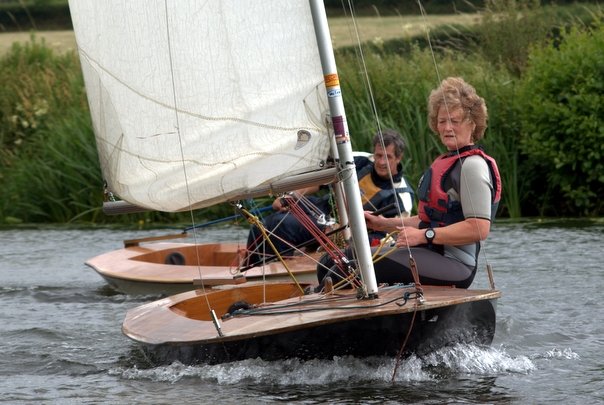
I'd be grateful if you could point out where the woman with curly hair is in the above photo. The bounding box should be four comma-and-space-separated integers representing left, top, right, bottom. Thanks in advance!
363, 77, 502, 288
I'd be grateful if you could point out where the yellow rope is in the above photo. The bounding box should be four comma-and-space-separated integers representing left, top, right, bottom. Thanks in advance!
239, 207, 306, 295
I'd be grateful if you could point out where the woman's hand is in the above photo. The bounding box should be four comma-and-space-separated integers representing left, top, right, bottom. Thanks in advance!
395, 226, 426, 247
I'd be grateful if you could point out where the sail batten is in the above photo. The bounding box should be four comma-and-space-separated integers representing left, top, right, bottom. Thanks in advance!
70, 0, 331, 212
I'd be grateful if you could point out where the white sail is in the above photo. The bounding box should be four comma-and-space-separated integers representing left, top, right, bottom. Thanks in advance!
69, 0, 332, 212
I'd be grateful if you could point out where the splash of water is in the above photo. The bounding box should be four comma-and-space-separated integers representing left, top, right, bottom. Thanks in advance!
112, 343, 536, 385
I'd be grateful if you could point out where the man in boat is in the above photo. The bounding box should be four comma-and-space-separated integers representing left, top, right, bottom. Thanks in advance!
361, 77, 501, 289
243, 128, 414, 268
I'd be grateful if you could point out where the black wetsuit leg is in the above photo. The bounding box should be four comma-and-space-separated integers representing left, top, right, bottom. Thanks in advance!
246, 211, 320, 265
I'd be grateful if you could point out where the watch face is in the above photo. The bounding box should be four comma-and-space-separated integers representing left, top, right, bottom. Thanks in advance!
425, 229, 435, 239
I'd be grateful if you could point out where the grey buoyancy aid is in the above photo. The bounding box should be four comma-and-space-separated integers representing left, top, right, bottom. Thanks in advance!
417, 145, 501, 227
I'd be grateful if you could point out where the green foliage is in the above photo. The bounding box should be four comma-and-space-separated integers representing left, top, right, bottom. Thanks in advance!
337, 47, 445, 180
0, 37, 82, 158
0, 1, 72, 31
0, 37, 93, 223
518, 22, 604, 216
1, 3, 603, 223
2, 107, 99, 222
477, 78, 525, 218
475, 0, 552, 76
323, 0, 487, 16
0, 38, 103, 222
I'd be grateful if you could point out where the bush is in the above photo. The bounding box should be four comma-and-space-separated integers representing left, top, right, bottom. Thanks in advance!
475, 0, 553, 77
518, 22, 604, 216
0, 37, 106, 223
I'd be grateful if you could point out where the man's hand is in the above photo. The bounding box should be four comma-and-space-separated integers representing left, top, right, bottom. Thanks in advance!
272, 193, 297, 212
364, 210, 383, 231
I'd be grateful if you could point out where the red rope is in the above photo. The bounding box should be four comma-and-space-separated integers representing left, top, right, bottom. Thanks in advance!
391, 304, 418, 382
286, 198, 361, 287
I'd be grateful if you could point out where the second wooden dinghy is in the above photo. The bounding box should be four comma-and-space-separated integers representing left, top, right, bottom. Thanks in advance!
86, 237, 321, 296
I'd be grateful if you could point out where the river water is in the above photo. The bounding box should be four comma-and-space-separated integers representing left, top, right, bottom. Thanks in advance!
0, 221, 602, 404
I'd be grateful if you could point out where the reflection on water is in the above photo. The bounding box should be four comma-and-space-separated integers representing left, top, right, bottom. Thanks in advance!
0, 221, 602, 403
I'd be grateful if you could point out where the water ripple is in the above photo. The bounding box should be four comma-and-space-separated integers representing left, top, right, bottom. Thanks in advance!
1, 224, 602, 404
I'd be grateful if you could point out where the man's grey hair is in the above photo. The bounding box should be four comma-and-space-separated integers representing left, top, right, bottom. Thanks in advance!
372, 128, 406, 158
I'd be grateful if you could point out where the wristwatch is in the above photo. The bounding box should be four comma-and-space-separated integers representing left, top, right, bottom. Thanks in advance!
425, 228, 436, 245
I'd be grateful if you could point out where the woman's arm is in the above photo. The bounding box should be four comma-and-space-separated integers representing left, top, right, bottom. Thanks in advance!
395, 217, 491, 248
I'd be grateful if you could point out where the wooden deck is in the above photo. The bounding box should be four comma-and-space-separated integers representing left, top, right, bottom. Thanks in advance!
123, 283, 501, 344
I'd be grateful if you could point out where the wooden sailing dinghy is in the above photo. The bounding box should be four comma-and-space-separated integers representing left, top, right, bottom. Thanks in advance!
86, 238, 321, 296
122, 283, 499, 364
69, 0, 501, 365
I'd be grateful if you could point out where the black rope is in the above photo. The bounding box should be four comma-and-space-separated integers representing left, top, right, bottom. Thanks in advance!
223, 286, 420, 319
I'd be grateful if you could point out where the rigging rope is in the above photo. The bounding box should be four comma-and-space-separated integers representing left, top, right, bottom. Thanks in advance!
238, 205, 307, 295
286, 196, 364, 289
161, 0, 215, 316
340, 0, 418, 277
224, 285, 420, 318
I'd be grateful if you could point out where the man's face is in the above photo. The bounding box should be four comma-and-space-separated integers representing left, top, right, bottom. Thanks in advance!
372, 143, 400, 179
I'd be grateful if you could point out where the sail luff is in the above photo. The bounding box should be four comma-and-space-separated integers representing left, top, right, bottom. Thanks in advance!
308, 0, 379, 296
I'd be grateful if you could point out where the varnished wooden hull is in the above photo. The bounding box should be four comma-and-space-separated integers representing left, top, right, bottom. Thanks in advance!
86, 242, 319, 295
123, 283, 500, 365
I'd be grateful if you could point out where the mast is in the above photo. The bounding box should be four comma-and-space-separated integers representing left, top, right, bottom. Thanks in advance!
309, 0, 378, 297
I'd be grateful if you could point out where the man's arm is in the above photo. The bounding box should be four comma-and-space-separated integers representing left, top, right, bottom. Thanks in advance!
272, 186, 321, 211
364, 211, 421, 232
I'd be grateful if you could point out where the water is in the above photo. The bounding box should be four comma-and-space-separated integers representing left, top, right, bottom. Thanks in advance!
0, 221, 602, 404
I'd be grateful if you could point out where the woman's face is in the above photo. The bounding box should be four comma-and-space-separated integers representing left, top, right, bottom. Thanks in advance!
436, 106, 476, 151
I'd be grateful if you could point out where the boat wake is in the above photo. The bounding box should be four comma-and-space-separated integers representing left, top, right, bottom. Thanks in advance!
0, 285, 159, 304
112, 343, 536, 384
539, 347, 580, 360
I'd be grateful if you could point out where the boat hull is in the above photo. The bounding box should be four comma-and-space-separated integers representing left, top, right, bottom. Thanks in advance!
86, 241, 319, 295
123, 283, 499, 365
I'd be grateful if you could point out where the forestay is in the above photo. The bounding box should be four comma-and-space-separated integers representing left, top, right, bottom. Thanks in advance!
69, 0, 332, 212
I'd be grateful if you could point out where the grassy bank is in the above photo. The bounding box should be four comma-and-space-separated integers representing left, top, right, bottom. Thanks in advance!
0, 14, 479, 55
0, 30, 75, 55
0, 2, 602, 225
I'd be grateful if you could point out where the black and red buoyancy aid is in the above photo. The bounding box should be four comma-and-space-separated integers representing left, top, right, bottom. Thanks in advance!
417, 145, 501, 227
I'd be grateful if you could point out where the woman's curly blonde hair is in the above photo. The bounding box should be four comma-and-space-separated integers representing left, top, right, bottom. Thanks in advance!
427, 77, 488, 141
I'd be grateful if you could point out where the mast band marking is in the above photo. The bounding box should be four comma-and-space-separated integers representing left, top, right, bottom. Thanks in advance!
332, 115, 349, 142
324, 73, 339, 87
